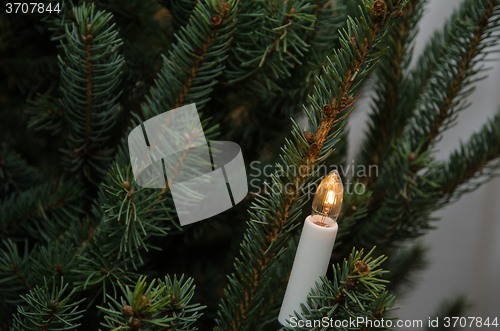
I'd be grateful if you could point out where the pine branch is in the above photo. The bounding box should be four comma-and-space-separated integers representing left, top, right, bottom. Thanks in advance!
0, 179, 84, 242
280, 248, 395, 330
59, 3, 124, 186
408, 0, 500, 154
215, 2, 410, 330
18, 1, 238, 314
98, 275, 204, 331
72, 0, 171, 134
10, 277, 85, 331
358, 0, 426, 181
264, 0, 347, 116
225, 1, 317, 92
142, 0, 237, 117
348, 0, 500, 248
162, 0, 198, 30
427, 110, 500, 206
0, 143, 41, 198
85, 0, 239, 263
72, 246, 139, 306
30, 240, 81, 287
93, 160, 171, 267
26, 94, 64, 135
351, 142, 439, 247
0, 240, 33, 305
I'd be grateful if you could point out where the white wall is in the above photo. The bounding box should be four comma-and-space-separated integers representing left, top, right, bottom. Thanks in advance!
347, 0, 500, 327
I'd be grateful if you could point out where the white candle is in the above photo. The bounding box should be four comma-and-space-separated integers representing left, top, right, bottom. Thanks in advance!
278, 215, 338, 326
278, 170, 343, 326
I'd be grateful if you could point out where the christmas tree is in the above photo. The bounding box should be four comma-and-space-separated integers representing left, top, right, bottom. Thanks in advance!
1, 0, 499, 330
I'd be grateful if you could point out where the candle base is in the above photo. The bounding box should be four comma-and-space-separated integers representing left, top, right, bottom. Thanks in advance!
277, 215, 338, 327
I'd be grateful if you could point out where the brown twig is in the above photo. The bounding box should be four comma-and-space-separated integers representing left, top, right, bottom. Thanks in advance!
85, 38, 93, 145
173, 28, 217, 108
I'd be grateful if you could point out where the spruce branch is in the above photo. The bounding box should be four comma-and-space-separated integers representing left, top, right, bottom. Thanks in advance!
30, 241, 81, 287
219, 0, 347, 179
59, 3, 124, 186
142, 0, 237, 117
4, 0, 500, 328
0, 143, 41, 198
352, 141, 439, 247
215, 2, 409, 330
80, 0, 239, 267
265, 0, 347, 116
43, 0, 238, 275
225, 1, 317, 91
402, 23, 446, 117
408, 0, 500, 155
72, 246, 138, 306
358, 0, 426, 182
10, 277, 85, 331
81, 0, 172, 131
14, 1, 165, 308
0, 179, 84, 242
20, 0, 238, 312
41, 0, 75, 42
95, 161, 171, 267
280, 248, 395, 331
347, 0, 500, 248
26, 95, 64, 135
0, 240, 33, 307
98, 275, 204, 331
335, 179, 373, 244
427, 110, 500, 206
162, 0, 199, 30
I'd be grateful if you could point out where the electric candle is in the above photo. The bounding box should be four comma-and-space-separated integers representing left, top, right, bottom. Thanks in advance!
278, 170, 343, 326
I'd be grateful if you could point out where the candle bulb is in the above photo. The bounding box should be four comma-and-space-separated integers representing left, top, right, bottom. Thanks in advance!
278, 170, 343, 326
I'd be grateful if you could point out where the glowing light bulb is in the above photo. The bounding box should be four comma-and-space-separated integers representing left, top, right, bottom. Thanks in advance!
325, 190, 335, 205
311, 170, 343, 222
